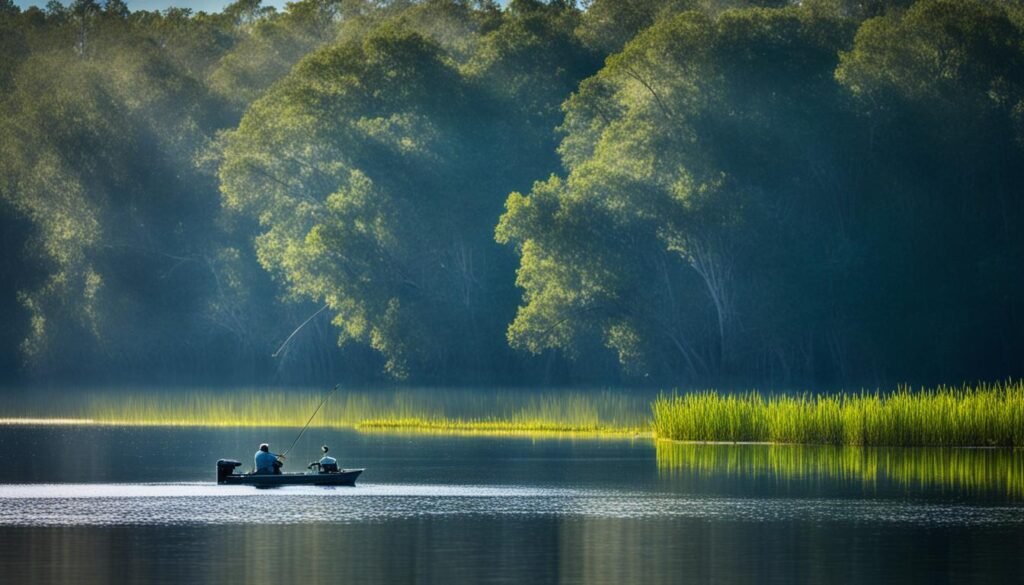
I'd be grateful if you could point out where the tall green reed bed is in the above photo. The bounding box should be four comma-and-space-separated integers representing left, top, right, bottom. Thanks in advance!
0, 387, 650, 434
655, 442, 1024, 498
652, 382, 1024, 446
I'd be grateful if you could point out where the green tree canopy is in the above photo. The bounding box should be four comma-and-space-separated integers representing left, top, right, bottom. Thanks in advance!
498, 6, 862, 382
219, 3, 598, 380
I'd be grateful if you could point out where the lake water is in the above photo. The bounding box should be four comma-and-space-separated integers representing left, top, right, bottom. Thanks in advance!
0, 426, 1021, 584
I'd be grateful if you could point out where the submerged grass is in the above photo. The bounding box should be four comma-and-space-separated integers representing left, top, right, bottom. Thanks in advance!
356, 417, 644, 435
655, 441, 1024, 498
357, 392, 648, 434
652, 381, 1024, 446
0, 387, 651, 435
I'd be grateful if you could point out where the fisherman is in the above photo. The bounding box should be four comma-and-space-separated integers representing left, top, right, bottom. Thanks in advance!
318, 445, 338, 473
254, 443, 285, 474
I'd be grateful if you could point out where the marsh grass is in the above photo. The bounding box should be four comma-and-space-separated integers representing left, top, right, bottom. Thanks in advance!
357, 391, 648, 434
0, 387, 651, 434
655, 441, 1024, 498
652, 382, 1024, 446
356, 417, 644, 434
355, 419, 648, 438
5, 382, 1020, 444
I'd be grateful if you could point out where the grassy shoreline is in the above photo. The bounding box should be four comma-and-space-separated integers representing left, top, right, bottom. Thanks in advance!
2, 383, 1022, 445
652, 382, 1024, 446
0, 388, 651, 436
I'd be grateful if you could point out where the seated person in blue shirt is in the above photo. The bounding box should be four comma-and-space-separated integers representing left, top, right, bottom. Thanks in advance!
254, 443, 285, 474
316, 445, 338, 473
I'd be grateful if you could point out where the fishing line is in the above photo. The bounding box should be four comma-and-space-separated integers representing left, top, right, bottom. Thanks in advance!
271, 304, 330, 358
282, 384, 339, 458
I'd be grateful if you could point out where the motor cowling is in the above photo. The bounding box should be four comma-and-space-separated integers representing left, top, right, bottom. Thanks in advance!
217, 459, 242, 483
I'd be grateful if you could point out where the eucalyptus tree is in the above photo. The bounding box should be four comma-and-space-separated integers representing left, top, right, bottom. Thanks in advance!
0, 10, 238, 379
207, 0, 350, 111
0, 0, 27, 87
498, 6, 857, 383
5, 0, 1024, 388
219, 1, 598, 381
833, 0, 1024, 380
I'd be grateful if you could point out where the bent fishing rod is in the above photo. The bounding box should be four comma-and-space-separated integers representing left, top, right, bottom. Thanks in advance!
281, 384, 340, 458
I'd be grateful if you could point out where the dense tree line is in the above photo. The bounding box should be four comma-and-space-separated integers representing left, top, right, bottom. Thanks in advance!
1, 0, 1023, 388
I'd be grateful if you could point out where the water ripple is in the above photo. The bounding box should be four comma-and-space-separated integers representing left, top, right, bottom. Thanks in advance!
0, 483, 1021, 527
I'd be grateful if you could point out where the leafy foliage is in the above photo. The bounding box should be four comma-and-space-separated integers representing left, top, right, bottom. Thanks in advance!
2, 0, 1024, 389
220, 3, 598, 380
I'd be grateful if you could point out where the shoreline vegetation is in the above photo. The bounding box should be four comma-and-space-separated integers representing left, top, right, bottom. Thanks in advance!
1, 383, 1022, 447
652, 382, 1024, 447
1, 388, 1018, 498
0, 388, 651, 435
356, 417, 645, 436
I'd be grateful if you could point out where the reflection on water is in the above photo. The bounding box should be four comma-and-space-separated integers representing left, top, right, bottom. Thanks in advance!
656, 441, 1024, 498
2, 426, 1024, 584
3, 517, 1023, 585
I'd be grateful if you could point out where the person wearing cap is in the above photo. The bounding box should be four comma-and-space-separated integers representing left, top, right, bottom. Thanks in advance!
254, 443, 285, 474
318, 445, 338, 473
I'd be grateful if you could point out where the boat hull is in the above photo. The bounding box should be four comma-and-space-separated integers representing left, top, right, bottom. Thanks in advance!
219, 469, 363, 487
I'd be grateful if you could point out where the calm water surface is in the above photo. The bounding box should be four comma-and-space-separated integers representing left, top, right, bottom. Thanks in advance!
0, 426, 1021, 584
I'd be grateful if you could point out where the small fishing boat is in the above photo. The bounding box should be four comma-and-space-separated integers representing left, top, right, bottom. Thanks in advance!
217, 384, 364, 487
217, 459, 363, 487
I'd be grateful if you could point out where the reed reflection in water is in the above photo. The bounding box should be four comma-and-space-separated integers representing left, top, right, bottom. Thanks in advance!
655, 442, 1024, 498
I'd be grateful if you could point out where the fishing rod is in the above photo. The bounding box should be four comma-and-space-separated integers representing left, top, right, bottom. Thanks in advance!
282, 384, 340, 458
272, 304, 329, 358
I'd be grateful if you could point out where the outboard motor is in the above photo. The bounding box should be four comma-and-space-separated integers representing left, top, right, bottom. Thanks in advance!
217, 459, 242, 484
